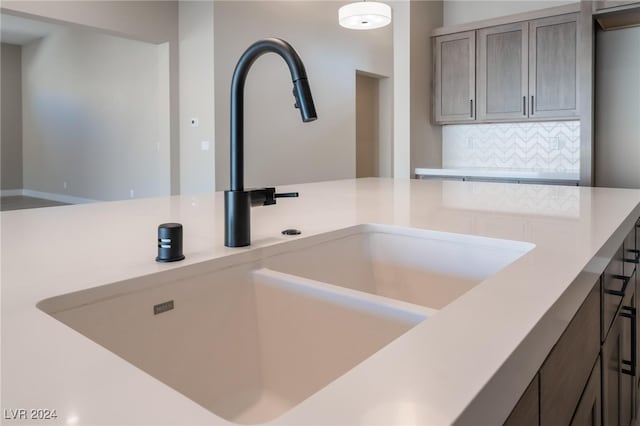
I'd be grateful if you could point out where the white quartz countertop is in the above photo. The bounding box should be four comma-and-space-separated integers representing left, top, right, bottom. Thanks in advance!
415, 167, 580, 182
2, 178, 640, 425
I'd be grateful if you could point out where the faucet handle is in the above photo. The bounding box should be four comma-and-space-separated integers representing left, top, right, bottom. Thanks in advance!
274, 192, 299, 198
249, 188, 299, 207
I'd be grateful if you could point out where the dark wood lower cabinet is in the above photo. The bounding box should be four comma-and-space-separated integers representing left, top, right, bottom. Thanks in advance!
571, 357, 601, 426
504, 375, 539, 426
602, 311, 622, 426
621, 280, 636, 426
540, 285, 600, 426
503, 219, 639, 426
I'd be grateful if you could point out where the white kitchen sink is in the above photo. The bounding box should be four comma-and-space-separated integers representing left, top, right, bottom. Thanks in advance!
265, 224, 535, 310
37, 224, 533, 424
38, 262, 426, 424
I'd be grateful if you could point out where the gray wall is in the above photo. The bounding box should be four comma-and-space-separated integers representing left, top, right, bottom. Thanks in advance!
213, 1, 393, 190
179, 1, 215, 195
1, 42, 23, 190
22, 28, 171, 201
595, 27, 640, 189
1, 0, 181, 195
410, 0, 443, 172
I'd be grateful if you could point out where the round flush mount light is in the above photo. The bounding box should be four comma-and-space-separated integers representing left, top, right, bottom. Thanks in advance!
338, 1, 392, 30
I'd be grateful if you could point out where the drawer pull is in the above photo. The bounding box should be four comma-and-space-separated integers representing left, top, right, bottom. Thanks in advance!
621, 305, 637, 376
604, 274, 631, 297
625, 249, 640, 264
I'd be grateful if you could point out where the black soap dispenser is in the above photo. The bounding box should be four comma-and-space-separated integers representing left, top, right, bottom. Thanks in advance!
156, 223, 185, 262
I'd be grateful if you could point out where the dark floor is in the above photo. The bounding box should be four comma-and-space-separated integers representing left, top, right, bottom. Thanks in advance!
0, 196, 69, 211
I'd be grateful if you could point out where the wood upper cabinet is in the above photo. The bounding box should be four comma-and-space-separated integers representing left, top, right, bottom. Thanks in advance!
434, 31, 475, 123
594, 0, 640, 11
529, 14, 579, 118
477, 22, 528, 120
434, 12, 579, 123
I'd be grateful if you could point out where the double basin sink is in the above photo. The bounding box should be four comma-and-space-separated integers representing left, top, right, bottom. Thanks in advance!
38, 224, 533, 424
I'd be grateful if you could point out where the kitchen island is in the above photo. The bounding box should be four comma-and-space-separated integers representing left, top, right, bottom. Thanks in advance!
2, 178, 640, 425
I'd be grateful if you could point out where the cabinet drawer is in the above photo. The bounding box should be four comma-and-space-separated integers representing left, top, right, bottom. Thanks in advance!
603, 246, 629, 342
540, 284, 600, 426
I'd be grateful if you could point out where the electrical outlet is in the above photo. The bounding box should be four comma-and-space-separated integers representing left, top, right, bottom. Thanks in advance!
467, 137, 475, 149
130, 189, 135, 198
63, 181, 68, 190
547, 137, 560, 150
190, 117, 199, 128
201, 140, 210, 151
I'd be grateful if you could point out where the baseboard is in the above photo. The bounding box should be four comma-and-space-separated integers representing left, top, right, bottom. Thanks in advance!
0, 189, 23, 197
1, 189, 97, 204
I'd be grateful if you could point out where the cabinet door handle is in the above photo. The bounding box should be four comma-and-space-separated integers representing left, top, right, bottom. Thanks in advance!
621, 305, 637, 376
604, 274, 632, 296
523, 96, 526, 116
530, 95, 534, 115
470, 99, 473, 118
625, 249, 640, 264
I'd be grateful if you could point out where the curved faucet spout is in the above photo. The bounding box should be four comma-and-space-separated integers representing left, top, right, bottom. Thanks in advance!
225, 38, 317, 248
230, 38, 317, 192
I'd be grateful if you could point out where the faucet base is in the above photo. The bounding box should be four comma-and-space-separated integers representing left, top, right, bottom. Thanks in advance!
224, 190, 251, 247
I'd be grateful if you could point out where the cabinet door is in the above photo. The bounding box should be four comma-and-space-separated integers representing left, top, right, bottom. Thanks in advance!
570, 357, 601, 426
434, 31, 476, 123
621, 281, 636, 426
629, 219, 640, 402
602, 314, 622, 426
477, 22, 528, 120
540, 285, 600, 426
602, 246, 626, 342
529, 14, 579, 118
504, 375, 539, 426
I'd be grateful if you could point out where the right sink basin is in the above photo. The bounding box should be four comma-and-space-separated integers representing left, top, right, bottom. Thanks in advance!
265, 224, 535, 310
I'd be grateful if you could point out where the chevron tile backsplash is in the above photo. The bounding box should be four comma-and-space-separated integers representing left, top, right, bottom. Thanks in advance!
442, 121, 580, 172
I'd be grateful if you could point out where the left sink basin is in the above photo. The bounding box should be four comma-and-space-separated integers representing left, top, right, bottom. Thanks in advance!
38, 263, 426, 424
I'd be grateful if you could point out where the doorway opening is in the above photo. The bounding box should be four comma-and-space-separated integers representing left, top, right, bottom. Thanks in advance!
356, 71, 389, 178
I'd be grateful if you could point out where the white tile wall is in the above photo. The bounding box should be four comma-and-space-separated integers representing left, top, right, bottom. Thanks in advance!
442, 121, 580, 172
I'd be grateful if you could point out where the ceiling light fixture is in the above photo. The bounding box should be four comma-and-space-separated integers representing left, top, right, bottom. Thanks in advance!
338, 1, 392, 30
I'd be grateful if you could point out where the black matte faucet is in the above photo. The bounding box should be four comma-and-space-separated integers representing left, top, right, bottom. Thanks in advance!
225, 38, 317, 247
